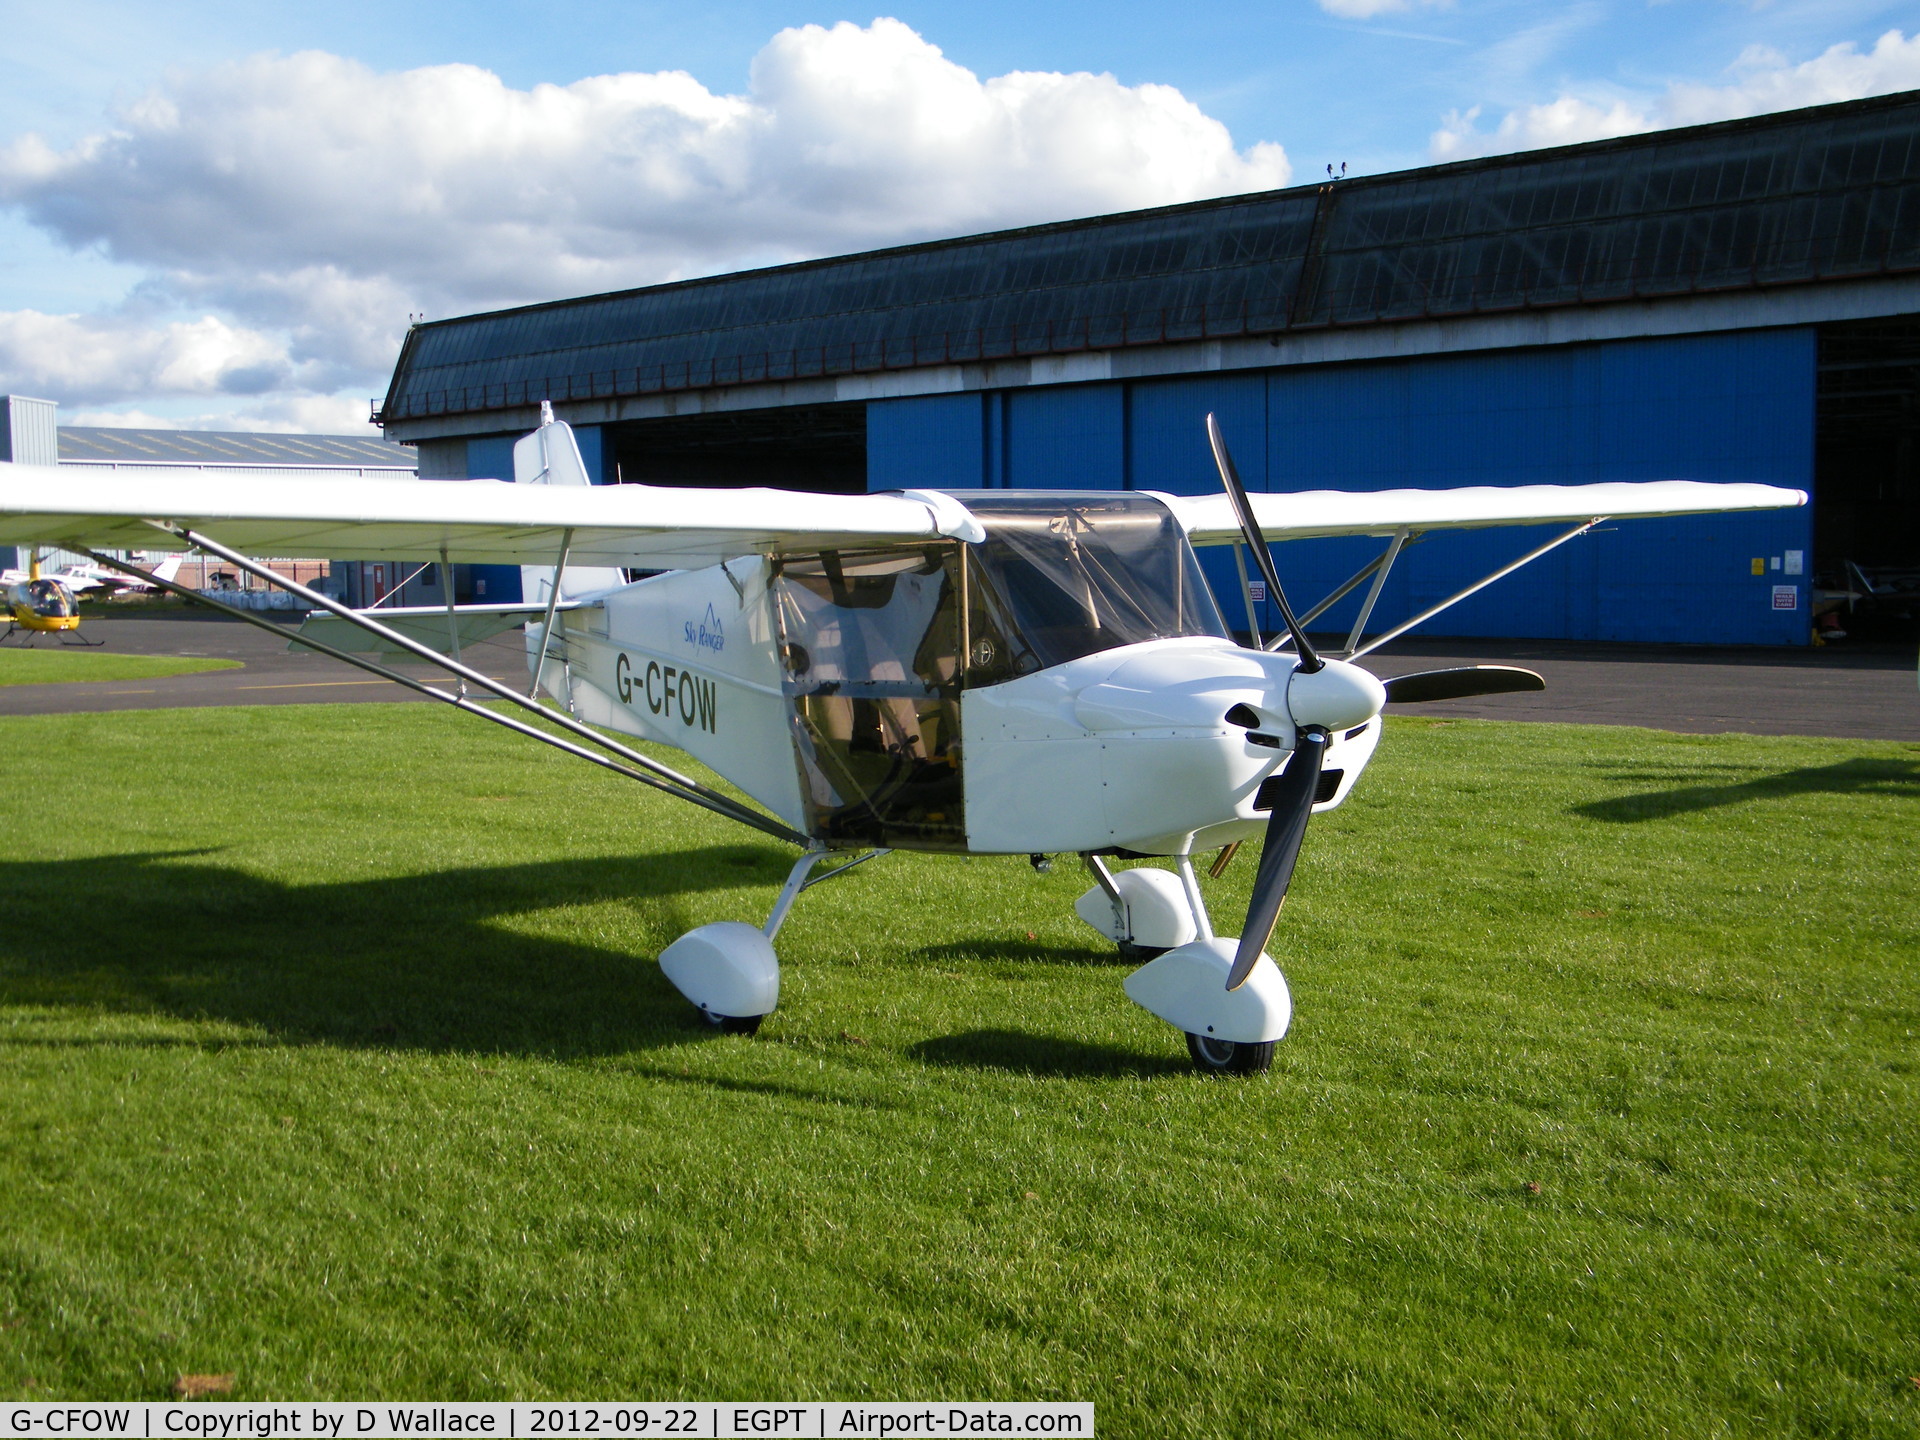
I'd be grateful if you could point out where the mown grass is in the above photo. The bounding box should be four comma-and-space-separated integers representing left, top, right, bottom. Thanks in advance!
0, 650, 241, 685
0, 704, 1915, 1436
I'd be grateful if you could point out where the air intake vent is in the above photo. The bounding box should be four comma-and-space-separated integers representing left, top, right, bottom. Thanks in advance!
1254, 769, 1344, 810
1224, 703, 1260, 729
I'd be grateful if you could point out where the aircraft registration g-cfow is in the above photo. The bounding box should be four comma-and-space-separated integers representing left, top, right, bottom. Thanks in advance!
616, 652, 721, 735
0, 406, 1805, 1073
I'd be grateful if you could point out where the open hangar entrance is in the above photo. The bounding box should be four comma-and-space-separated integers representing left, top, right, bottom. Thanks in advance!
603, 402, 866, 493
1817, 315, 1920, 638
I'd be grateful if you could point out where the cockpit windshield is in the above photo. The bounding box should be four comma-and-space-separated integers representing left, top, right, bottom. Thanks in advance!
25, 579, 75, 617
961, 493, 1227, 681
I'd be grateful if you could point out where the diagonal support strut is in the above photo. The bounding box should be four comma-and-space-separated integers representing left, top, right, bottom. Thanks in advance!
110, 535, 808, 846
1348, 519, 1603, 660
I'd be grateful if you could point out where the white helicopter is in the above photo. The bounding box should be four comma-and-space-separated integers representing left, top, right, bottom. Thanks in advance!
0, 410, 1804, 1072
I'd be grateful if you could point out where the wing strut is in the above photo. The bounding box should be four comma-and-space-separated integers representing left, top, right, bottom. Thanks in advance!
1348, 518, 1602, 660
1230, 543, 1262, 649
527, 527, 573, 699
1342, 527, 1410, 656
438, 543, 464, 698
91, 543, 808, 847
1263, 531, 1425, 651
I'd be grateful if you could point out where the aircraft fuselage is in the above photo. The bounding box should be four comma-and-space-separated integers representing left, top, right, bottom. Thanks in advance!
539, 492, 1386, 857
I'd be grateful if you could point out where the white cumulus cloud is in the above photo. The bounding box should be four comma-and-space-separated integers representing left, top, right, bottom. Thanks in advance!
1433, 28, 1920, 161
0, 309, 312, 406
0, 18, 1290, 423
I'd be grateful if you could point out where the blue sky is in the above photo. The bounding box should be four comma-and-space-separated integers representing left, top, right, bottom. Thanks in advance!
1, 0, 1916, 430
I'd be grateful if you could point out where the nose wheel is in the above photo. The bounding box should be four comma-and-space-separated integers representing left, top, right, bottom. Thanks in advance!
1186, 1032, 1275, 1075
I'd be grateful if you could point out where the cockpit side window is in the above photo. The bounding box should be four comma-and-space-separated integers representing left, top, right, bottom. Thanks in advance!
765, 498, 1223, 845
772, 547, 966, 849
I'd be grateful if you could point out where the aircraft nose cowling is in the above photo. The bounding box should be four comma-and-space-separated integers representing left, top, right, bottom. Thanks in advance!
1071, 644, 1289, 732
1286, 658, 1386, 732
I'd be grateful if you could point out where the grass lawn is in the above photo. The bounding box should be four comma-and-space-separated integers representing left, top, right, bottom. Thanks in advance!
0, 649, 241, 685
0, 704, 1915, 1435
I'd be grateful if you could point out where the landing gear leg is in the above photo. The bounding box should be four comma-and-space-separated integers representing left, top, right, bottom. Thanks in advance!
1172, 847, 1274, 1074
659, 846, 890, 1034
1108, 839, 1290, 1076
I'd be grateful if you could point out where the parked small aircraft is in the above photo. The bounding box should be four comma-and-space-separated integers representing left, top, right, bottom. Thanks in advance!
0, 411, 1805, 1071
54, 554, 185, 596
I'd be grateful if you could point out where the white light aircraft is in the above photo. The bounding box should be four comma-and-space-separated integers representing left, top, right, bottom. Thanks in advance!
1, 553, 183, 597
0, 408, 1805, 1072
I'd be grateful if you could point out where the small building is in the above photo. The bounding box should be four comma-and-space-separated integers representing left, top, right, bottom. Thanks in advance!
1, 398, 430, 602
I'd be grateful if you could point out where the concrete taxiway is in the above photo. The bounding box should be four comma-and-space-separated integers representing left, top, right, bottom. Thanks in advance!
1, 609, 1914, 741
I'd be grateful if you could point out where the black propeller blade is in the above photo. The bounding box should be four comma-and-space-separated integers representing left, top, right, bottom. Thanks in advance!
1380, 665, 1545, 705
1227, 726, 1326, 991
1206, 413, 1322, 674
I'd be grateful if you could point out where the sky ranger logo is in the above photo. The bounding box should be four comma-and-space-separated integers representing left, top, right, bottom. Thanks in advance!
685, 603, 725, 653
616, 652, 718, 734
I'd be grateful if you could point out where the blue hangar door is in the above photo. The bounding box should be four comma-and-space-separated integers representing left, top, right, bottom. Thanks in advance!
868, 328, 1816, 646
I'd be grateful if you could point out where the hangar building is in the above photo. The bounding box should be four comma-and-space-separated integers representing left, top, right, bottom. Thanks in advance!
378, 90, 1920, 646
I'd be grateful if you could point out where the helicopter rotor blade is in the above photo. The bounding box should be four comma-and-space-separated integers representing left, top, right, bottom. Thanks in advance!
1206, 412, 1322, 674
1227, 726, 1327, 991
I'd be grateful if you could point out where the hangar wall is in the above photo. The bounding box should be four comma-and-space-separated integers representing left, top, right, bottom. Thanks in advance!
869, 328, 1815, 645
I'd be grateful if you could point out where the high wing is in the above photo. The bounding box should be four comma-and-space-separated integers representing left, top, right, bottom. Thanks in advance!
1166, 480, 1806, 544
0, 463, 985, 568
0, 457, 1803, 568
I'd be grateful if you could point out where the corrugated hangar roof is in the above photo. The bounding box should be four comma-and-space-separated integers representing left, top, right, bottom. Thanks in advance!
380, 89, 1920, 426
60, 427, 415, 467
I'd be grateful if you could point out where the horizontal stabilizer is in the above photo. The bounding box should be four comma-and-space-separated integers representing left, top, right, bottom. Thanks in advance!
290, 601, 577, 656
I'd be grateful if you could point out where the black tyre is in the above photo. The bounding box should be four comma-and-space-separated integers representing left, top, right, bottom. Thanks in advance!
1186, 1031, 1274, 1075
1117, 941, 1169, 963
706, 1011, 764, 1036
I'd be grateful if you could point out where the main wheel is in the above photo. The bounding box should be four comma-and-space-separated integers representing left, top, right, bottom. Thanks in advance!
1186, 1031, 1274, 1075
705, 1011, 764, 1036
1117, 941, 1169, 963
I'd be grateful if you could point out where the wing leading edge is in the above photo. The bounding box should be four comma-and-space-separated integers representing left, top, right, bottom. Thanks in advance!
1166, 480, 1807, 545
0, 463, 983, 569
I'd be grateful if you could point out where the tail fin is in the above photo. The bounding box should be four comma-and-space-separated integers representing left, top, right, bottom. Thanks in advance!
516, 408, 627, 603
513, 402, 596, 488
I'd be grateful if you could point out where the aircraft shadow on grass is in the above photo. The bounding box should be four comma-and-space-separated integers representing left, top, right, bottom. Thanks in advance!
910, 938, 1132, 968
1575, 756, 1920, 823
0, 845, 796, 1057
907, 1028, 1189, 1080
